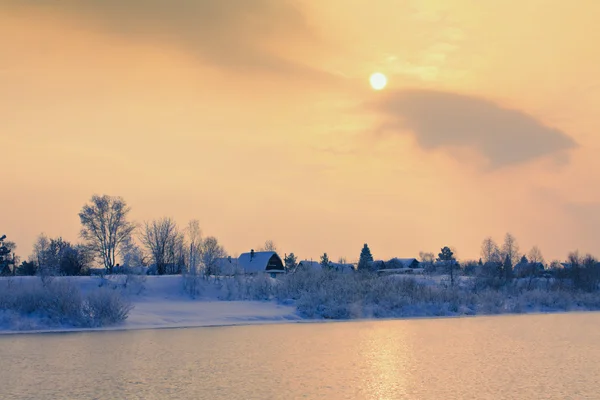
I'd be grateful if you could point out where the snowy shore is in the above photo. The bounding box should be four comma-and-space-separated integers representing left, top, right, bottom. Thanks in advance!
0, 276, 300, 334
3, 272, 600, 335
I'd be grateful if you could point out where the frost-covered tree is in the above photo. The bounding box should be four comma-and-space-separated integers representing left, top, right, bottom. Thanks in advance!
120, 236, 145, 269
501, 233, 520, 266
201, 236, 226, 278
480, 237, 501, 263
259, 240, 278, 252
284, 253, 297, 272
357, 244, 374, 271
528, 246, 545, 265
320, 253, 330, 269
140, 217, 179, 275
185, 220, 203, 275
437, 246, 457, 286
79, 195, 136, 273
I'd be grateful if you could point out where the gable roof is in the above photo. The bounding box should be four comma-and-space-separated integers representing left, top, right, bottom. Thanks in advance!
298, 260, 322, 271
238, 251, 284, 273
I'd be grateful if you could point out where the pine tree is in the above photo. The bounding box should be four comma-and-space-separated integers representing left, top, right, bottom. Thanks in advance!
503, 254, 513, 281
357, 244, 374, 271
284, 253, 297, 272
437, 246, 456, 286
320, 253, 330, 269
0, 235, 16, 275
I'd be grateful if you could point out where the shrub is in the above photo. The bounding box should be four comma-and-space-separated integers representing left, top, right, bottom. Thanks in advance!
0, 278, 133, 329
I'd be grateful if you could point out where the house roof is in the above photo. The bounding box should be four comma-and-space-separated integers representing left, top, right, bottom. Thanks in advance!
238, 251, 284, 273
298, 260, 322, 270
388, 258, 419, 267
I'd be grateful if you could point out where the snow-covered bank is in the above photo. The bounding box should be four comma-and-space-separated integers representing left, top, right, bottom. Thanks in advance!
0, 276, 300, 334
4, 271, 600, 335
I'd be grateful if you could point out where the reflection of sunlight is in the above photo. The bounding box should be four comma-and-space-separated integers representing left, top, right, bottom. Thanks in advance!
359, 323, 413, 400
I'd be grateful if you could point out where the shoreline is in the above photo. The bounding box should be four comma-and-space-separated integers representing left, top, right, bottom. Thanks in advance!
1, 303, 597, 336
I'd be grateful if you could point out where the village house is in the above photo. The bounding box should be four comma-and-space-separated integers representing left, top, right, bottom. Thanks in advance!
238, 250, 285, 278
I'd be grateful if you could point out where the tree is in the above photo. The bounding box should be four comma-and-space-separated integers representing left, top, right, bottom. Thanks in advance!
120, 236, 145, 269
501, 233, 520, 266
185, 220, 203, 275
503, 254, 513, 281
480, 237, 501, 263
419, 251, 435, 264
79, 195, 136, 273
260, 240, 278, 252
320, 253, 330, 269
32, 233, 50, 270
284, 253, 297, 272
519, 255, 528, 264
140, 217, 179, 275
357, 244, 374, 271
201, 236, 226, 278
0, 235, 16, 275
528, 246, 545, 265
437, 246, 457, 286
30, 236, 91, 276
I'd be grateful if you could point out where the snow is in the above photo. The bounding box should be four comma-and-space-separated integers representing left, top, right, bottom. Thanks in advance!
0, 276, 300, 335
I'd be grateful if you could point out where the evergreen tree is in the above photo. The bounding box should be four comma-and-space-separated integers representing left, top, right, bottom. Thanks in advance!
357, 244, 374, 271
284, 253, 297, 272
503, 254, 513, 281
519, 255, 528, 264
320, 253, 330, 269
0, 235, 16, 275
437, 246, 456, 286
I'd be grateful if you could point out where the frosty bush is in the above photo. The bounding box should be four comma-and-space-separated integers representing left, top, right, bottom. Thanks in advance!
0, 278, 133, 329
82, 288, 133, 327
249, 269, 600, 320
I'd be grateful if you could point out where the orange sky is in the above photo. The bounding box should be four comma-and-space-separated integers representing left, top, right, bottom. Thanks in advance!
2, 0, 600, 263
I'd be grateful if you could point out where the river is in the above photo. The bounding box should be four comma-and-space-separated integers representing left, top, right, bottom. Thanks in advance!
1, 313, 599, 399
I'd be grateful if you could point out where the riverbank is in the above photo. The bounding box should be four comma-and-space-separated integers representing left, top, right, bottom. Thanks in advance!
3, 273, 600, 335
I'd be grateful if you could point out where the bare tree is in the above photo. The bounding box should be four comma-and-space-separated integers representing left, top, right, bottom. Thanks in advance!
201, 236, 226, 278
419, 251, 435, 263
32, 233, 51, 270
501, 233, 520, 266
185, 220, 203, 275
260, 240, 278, 252
140, 217, 179, 275
79, 195, 136, 273
528, 245, 545, 265
480, 237, 501, 263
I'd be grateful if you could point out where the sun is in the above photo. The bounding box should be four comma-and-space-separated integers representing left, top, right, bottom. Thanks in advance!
369, 72, 387, 90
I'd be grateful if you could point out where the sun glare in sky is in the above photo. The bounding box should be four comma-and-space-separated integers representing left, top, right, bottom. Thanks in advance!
369, 72, 387, 90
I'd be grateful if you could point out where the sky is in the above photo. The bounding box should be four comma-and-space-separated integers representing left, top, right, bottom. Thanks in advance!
2, 0, 600, 263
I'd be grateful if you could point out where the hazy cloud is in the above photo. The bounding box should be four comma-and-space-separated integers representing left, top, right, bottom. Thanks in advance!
371, 89, 577, 168
6, 0, 330, 79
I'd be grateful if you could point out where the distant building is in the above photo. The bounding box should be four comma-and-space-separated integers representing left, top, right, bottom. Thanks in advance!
514, 261, 545, 278
238, 250, 285, 278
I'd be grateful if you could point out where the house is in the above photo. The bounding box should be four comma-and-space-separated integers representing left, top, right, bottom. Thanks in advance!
238, 250, 285, 277
297, 260, 322, 271
374, 258, 421, 274
514, 262, 545, 278
330, 262, 355, 273
388, 258, 420, 269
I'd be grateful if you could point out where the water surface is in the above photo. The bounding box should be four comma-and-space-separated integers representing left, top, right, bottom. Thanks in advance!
1, 313, 599, 399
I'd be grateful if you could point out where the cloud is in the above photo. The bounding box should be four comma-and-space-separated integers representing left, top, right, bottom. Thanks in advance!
370, 89, 577, 168
5, 0, 331, 80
